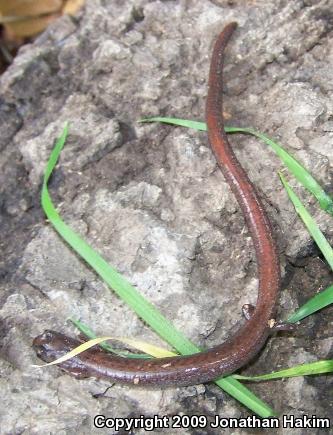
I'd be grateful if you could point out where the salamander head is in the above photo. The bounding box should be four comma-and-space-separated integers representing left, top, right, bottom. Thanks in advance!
33, 329, 77, 363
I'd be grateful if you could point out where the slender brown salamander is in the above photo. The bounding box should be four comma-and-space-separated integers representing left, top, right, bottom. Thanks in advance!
33, 22, 282, 386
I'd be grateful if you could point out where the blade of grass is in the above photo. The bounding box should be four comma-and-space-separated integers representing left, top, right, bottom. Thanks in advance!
279, 173, 333, 271
140, 117, 333, 215
234, 360, 333, 381
34, 334, 177, 367
42, 125, 198, 353
140, 117, 207, 131
69, 317, 152, 358
287, 284, 333, 323
41, 124, 276, 417
237, 128, 333, 216
33, 336, 122, 367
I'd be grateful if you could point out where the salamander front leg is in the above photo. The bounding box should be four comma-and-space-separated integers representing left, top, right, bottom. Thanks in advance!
242, 304, 255, 320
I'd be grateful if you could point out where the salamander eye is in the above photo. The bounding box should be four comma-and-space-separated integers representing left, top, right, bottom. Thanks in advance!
43, 330, 55, 341
32, 330, 56, 350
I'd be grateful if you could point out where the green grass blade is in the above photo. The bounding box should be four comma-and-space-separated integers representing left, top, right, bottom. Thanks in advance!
234, 360, 333, 381
233, 128, 333, 215
41, 124, 276, 417
287, 284, 333, 323
140, 117, 207, 131
214, 376, 278, 417
140, 117, 333, 215
279, 173, 333, 271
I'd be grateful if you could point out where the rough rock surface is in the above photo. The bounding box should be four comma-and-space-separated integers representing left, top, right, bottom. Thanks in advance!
0, 0, 332, 433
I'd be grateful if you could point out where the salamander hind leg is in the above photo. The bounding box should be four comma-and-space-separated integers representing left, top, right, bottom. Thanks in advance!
242, 305, 294, 332
269, 320, 296, 332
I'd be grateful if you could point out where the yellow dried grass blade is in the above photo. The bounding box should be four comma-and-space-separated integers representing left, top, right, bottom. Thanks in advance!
33, 336, 114, 367
120, 338, 177, 358
33, 335, 176, 367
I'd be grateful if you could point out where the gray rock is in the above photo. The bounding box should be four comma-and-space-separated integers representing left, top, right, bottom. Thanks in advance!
0, 0, 332, 433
